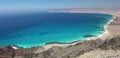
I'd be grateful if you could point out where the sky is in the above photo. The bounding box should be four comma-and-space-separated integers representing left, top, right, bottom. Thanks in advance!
0, 0, 120, 11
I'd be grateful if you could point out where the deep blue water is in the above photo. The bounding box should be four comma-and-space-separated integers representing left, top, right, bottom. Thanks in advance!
0, 13, 113, 48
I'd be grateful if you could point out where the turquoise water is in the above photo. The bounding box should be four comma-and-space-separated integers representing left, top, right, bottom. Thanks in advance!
0, 13, 114, 48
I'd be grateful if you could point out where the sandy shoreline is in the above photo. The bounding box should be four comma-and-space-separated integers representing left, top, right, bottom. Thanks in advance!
41, 13, 118, 51
1, 10, 120, 58
87, 14, 116, 40
12, 12, 120, 52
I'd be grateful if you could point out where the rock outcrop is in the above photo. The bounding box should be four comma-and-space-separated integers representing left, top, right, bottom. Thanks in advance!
0, 46, 15, 58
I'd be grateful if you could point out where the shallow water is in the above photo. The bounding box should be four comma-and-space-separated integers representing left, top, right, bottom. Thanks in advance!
0, 13, 113, 48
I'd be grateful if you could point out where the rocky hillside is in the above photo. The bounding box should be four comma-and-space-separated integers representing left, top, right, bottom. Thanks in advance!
0, 36, 120, 58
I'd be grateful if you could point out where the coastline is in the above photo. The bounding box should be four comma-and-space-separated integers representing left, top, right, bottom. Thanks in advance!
41, 13, 117, 51
87, 14, 116, 40
12, 12, 117, 51
1, 10, 120, 58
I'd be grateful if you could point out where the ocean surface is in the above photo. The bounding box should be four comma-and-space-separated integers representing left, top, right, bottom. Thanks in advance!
0, 13, 114, 48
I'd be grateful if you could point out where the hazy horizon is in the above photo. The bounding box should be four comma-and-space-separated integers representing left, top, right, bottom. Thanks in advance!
0, 0, 120, 12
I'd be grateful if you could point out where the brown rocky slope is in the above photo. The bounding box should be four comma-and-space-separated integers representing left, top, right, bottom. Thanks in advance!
0, 36, 120, 58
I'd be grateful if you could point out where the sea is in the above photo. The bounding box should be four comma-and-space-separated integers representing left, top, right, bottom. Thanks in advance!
0, 12, 114, 48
